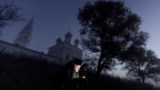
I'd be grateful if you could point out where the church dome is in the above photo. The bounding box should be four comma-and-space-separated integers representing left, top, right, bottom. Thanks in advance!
74, 38, 79, 47
65, 32, 72, 38
65, 32, 72, 43
56, 37, 62, 44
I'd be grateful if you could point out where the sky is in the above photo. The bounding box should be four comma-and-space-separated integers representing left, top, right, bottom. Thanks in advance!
1, 0, 160, 59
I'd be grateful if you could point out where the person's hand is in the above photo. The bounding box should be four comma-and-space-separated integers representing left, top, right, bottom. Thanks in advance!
82, 75, 86, 79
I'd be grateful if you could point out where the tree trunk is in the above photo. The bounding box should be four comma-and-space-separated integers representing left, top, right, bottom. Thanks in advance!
141, 76, 145, 84
96, 52, 104, 76
96, 63, 103, 76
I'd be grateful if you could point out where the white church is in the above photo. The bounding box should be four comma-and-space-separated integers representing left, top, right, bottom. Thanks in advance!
0, 18, 83, 64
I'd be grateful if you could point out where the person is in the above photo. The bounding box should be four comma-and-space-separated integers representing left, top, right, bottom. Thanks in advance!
56, 58, 87, 90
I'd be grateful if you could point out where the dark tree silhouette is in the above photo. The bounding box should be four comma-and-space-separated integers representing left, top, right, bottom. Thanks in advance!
124, 48, 160, 84
77, 1, 149, 75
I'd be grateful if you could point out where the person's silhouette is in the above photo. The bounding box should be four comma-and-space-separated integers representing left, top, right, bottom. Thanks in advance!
56, 58, 86, 90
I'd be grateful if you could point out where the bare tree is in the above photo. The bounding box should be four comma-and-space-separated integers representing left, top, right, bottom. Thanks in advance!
0, 1, 23, 35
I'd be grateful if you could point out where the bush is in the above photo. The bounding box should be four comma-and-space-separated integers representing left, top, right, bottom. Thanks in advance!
0, 52, 159, 90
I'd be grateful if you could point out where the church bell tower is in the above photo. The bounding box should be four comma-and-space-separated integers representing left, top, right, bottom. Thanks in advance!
13, 17, 34, 47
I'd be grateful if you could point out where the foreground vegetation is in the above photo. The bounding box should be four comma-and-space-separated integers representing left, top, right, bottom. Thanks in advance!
0, 52, 159, 90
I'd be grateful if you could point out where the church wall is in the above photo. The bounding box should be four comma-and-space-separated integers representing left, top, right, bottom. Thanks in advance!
48, 45, 64, 60
0, 40, 59, 63
61, 43, 82, 63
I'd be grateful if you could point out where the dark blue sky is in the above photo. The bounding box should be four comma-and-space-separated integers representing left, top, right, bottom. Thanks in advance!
1, 0, 160, 58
